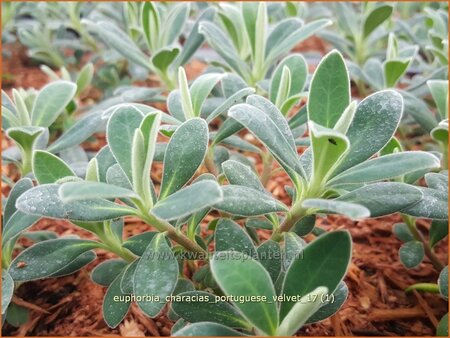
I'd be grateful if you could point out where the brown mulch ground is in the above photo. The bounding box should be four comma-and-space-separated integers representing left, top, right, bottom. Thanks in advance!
2, 39, 448, 336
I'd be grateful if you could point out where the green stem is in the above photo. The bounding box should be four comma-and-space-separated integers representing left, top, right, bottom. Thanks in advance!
261, 152, 273, 187
402, 215, 444, 271
272, 199, 308, 241
20, 149, 33, 176
96, 222, 136, 263
405, 283, 440, 294
139, 212, 207, 257
204, 146, 217, 176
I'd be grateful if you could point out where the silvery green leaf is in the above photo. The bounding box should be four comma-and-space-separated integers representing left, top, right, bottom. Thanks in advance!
215, 219, 257, 257
103, 270, 130, 328
106, 164, 133, 190
91, 259, 127, 286
76, 63, 94, 95
6, 126, 44, 153
363, 5, 393, 38
152, 181, 222, 221
280, 231, 351, 319
308, 50, 350, 128
211, 251, 278, 335
122, 232, 159, 256
95, 146, 116, 183
167, 90, 185, 122
50, 251, 97, 278
428, 80, 448, 120
399, 241, 424, 268
302, 199, 370, 220
33, 150, 76, 184
8, 238, 99, 281
2, 211, 40, 246
306, 282, 348, 324
212, 118, 244, 145
270, 54, 307, 105
257, 240, 282, 282
134, 233, 178, 317
329, 152, 440, 185
362, 58, 384, 91
438, 266, 448, 299
402, 187, 448, 220
265, 18, 302, 58
384, 59, 410, 88
174, 7, 216, 67
159, 118, 208, 199
58, 181, 138, 203
425, 173, 448, 192
215, 134, 260, 153
400, 91, 438, 132
47, 111, 103, 154
430, 220, 448, 248
163, 3, 189, 46
84, 20, 150, 69
264, 19, 331, 68
214, 185, 288, 216
171, 291, 250, 329
190, 73, 225, 117
246, 95, 296, 151
283, 232, 306, 271
222, 160, 264, 192
336, 90, 403, 173
106, 105, 144, 181
31, 81, 76, 127
309, 122, 349, 183
16, 184, 136, 221
151, 47, 180, 74
3, 178, 33, 225
2, 270, 13, 314
336, 182, 423, 217
173, 322, 245, 336
277, 286, 328, 336
206, 87, 255, 123
199, 21, 250, 79
120, 260, 139, 294
228, 103, 302, 175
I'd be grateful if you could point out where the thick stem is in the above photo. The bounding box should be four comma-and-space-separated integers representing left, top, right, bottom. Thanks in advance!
96, 223, 136, 263
204, 146, 217, 176
20, 150, 33, 176
272, 201, 308, 241
402, 215, 444, 271
140, 212, 208, 258
261, 152, 273, 187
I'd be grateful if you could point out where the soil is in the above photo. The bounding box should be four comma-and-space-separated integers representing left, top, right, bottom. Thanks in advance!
1, 37, 448, 337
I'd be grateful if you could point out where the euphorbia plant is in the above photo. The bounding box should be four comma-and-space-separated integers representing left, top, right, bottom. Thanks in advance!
84, 3, 215, 89
199, 2, 330, 86
222, 50, 439, 240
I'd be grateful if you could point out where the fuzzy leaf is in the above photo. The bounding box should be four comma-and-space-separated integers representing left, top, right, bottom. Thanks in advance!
211, 251, 278, 335
402, 187, 448, 220
363, 5, 393, 38
159, 118, 208, 199
2, 270, 14, 315
31, 81, 76, 127
399, 241, 424, 268
336, 90, 403, 173
91, 259, 128, 286
337, 182, 423, 217
214, 185, 288, 216
280, 230, 351, 319
222, 160, 264, 192
33, 150, 76, 184
330, 152, 440, 185
171, 291, 250, 329
8, 238, 98, 281
302, 199, 370, 220
152, 181, 222, 221
173, 322, 245, 336
215, 219, 257, 258
134, 233, 178, 317
103, 270, 131, 328
16, 184, 135, 222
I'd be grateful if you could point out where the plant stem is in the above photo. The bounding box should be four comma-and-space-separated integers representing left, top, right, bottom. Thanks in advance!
204, 146, 217, 176
405, 283, 440, 294
96, 223, 136, 263
261, 152, 273, 187
20, 150, 33, 176
402, 215, 444, 271
271, 200, 308, 241
139, 212, 208, 257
